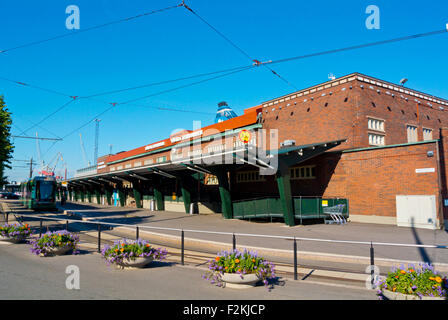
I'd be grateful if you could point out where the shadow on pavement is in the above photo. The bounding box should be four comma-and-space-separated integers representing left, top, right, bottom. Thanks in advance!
410, 217, 432, 265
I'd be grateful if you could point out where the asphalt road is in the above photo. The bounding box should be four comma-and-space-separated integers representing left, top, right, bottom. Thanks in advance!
0, 241, 378, 300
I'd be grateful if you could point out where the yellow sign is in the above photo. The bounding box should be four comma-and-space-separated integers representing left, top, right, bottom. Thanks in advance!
238, 129, 251, 144
172, 192, 177, 200
322, 200, 328, 207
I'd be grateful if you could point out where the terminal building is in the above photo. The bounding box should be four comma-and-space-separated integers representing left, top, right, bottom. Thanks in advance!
66, 73, 448, 229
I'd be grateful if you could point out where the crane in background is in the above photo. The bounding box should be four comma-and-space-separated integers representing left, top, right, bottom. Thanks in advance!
79, 133, 91, 167
94, 119, 100, 165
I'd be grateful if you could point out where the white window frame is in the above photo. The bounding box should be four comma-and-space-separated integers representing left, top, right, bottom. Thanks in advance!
368, 133, 385, 146
423, 127, 433, 141
407, 125, 418, 143
367, 117, 385, 132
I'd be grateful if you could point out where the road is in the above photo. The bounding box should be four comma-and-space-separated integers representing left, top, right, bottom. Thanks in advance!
0, 241, 378, 300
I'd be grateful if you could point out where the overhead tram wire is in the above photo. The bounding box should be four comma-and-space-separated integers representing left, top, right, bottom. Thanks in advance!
3, 25, 447, 118
39, 65, 257, 159
118, 64, 256, 105
5, 26, 448, 156
0, 3, 183, 54
266, 28, 448, 67
181, 1, 299, 91
19, 98, 77, 136
82, 64, 253, 99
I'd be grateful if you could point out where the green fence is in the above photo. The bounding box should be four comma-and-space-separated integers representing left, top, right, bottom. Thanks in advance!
232, 197, 349, 222
294, 197, 349, 220
232, 197, 283, 219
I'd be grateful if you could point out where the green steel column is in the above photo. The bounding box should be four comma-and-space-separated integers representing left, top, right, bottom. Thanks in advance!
80, 190, 85, 202
133, 188, 142, 208
276, 169, 295, 226
216, 170, 233, 219
87, 189, 92, 203
181, 182, 191, 214
105, 188, 112, 206
95, 189, 101, 204
154, 187, 164, 211
118, 188, 125, 207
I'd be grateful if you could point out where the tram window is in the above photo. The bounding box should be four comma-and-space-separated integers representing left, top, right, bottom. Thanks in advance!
37, 181, 55, 200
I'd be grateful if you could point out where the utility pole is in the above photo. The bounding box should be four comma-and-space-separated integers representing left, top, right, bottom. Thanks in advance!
29, 157, 33, 179
94, 119, 101, 165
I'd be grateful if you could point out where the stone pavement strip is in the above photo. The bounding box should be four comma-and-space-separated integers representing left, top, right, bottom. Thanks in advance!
0, 240, 378, 300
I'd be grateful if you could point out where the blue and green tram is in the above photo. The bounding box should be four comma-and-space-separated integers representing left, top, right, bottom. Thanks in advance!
20, 176, 58, 211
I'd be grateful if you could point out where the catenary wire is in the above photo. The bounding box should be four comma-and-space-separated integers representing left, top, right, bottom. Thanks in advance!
0, 3, 183, 54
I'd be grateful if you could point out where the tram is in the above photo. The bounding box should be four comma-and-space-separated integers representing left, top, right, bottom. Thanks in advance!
20, 176, 57, 211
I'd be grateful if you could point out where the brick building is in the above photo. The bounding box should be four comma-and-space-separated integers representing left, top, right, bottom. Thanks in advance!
66, 73, 448, 229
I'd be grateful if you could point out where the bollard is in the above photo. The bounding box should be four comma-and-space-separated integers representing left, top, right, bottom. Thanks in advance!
5, 212, 8, 224
294, 238, 298, 280
98, 224, 101, 253
66, 220, 69, 231
370, 242, 375, 287
39, 219, 42, 237
232, 233, 236, 251
136, 226, 139, 240
181, 230, 185, 266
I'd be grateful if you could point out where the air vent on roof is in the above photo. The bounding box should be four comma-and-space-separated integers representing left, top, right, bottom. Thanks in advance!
281, 140, 296, 147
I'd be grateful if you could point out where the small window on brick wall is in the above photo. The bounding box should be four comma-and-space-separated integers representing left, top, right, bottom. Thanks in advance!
407, 125, 418, 143
369, 133, 385, 146
368, 118, 384, 132
290, 165, 316, 180
236, 171, 266, 183
423, 128, 433, 141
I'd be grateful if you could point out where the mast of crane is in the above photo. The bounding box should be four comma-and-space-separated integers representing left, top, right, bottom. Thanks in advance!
79, 133, 90, 167
94, 119, 100, 165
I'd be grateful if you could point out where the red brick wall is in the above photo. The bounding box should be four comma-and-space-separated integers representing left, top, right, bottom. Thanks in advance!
261, 77, 448, 151
323, 142, 442, 220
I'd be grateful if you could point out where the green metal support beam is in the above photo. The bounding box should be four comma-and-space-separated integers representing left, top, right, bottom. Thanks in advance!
133, 188, 143, 208
276, 166, 295, 226
154, 187, 164, 211
215, 169, 233, 219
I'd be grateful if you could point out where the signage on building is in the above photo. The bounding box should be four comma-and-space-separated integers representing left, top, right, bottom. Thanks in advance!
145, 141, 165, 151
415, 168, 435, 173
170, 130, 203, 143
238, 129, 251, 144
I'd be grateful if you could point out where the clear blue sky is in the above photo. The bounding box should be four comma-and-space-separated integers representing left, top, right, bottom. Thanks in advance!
1, 0, 447, 182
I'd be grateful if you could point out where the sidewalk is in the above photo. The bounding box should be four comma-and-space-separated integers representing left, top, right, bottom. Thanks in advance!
0, 240, 378, 300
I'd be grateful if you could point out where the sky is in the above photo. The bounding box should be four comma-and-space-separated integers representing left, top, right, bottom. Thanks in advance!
1, 0, 447, 182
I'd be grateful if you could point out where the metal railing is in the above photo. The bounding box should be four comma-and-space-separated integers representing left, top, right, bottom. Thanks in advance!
2, 207, 448, 285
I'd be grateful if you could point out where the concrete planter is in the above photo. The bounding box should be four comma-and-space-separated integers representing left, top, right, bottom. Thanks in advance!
40, 245, 72, 256
221, 273, 261, 289
0, 235, 26, 244
381, 289, 446, 300
117, 257, 154, 269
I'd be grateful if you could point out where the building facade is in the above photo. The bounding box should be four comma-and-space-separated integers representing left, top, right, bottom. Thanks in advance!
66, 73, 448, 229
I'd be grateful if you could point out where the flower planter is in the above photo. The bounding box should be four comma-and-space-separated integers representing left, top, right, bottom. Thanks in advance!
101, 239, 167, 268
40, 245, 72, 257
0, 235, 26, 244
221, 273, 261, 289
381, 289, 446, 300
116, 257, 154, 269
